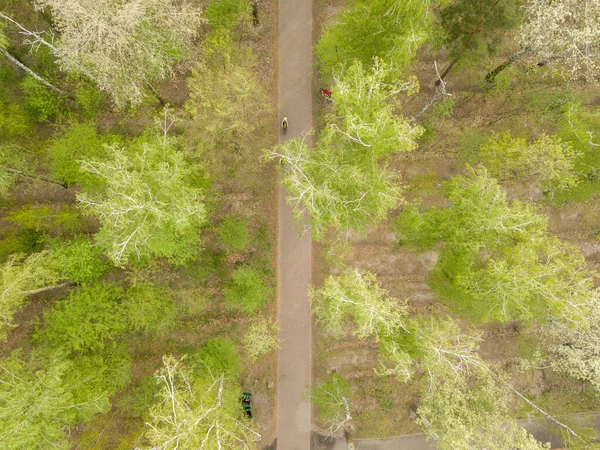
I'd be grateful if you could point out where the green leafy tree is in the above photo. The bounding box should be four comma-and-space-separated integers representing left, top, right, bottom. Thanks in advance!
310, 269, 406, 340
267, 60, 421, 239
141, 356, 260, 449
379, 317, 485, 382
0, 251, 61, 340
186, 30, 269, 150
122, 283, 177, 335
396, 166, 593, 322
417, 370, 550, 450
47, 121, 115, 189
479, 133, 581, 193
242, 317, 279, 362
34, 282, 127, 353
218, 215, 251, 252
77, 137, 208, 266
20, 75, 65, 122
191, 338, 241, 378
47, 236, 111, 284
61, 345, 132, 422
312, 373, 353, 436
224, 266, 271, 314
32, 0, 204, 106
0, 350, 79, 449
316, 0, 435, 78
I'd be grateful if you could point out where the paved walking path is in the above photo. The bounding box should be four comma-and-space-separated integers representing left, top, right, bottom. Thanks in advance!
276, 0, 313, 447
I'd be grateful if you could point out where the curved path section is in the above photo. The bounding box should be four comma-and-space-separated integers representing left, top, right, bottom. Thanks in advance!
276, 0, 313, 448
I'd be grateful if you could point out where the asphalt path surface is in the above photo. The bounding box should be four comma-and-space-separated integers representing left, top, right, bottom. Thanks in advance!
276, 0, 313, 448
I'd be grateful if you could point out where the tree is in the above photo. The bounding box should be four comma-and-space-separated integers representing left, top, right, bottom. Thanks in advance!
312, 373, 353, 436
488, 0, 600, 82
417, 369, 550, 450
242, 317, 279, 362
0, 21, 64, 95
28, 0, 203, 106
311, 270, 406, 340
540, 291, 600, 391
267, 60, 422, 239
190, 338, 241, 379
140, 356, 260, 449
315, 0, 435, 79
122, 283, 178, 336
434, 0, 522, 83
379, 317, 485, 382
77, 137, 207, 266
224, 266, 271, 314
0, 251, 62, 341
185, 30, 269, 150
396, 166, 593, 322
479, 132, 581, 193
0, 350, 78, 449
47, 236, 111, 284
33, 282, 127, 353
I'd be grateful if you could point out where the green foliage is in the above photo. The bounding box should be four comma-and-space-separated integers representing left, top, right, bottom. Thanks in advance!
0, 21, 8, 50
316, 0, 434, 79
77, 136, 208, 266
224, 266, 271, 314
396, 166, 596, 323
34, 282, 127, 353
312, 373, 353, 434
20, 75, 65, 122
0, 350, 76, 449
218, 215, 250, 252
205, 0, 252, 31
141, 356, 259, 449
0, 251, 60, 341
417, 370, 549, 450
122, 283, 178, 335
311, 270, 406, 340
479, 133, 581, 194
73, 77, 105, 119
190, 338, 241, 378
269, 60, 422, 239
242, 317, 279, 361
47, 236, 110, 284
47, 121, 114, 189
4, 203, 87, 236
0, 101, 33, 141
61, 345, 132, 423
186, 30, 269, 150
438, 0, 522, 62
552, 102, 600, 203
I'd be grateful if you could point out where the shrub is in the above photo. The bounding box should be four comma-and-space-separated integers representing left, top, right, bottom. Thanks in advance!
218, 215, 250, 252
20, 75, 65, 122
73, 78, 105, 119
190, 337, 241, 378
122, 283, 178, 335
223, 266, 271, 314
47, 236, 111, 284
47, 122, 114, 189
242, 317, 279, 361
205, 0, 252, 30
34, 282, 127, 353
